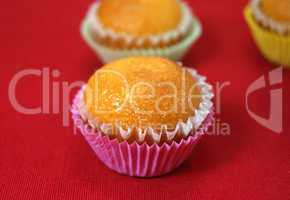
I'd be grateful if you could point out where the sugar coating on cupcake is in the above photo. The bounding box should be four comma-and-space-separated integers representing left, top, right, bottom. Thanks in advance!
261, 0, 290, 23
78, 57, 213, 145
98, 0, 182, 36
251, 0, 290, 34
86, 0, 194, 49
84, 57, 201, 129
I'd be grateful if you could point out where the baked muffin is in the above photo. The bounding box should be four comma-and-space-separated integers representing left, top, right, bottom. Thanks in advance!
81, 0, 202, 63
71, 56, 214, 177
244, 0, 290, 66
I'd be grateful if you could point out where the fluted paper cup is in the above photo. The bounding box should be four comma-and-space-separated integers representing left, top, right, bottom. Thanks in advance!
244, 6, 290, 67
71, 89, 214, 177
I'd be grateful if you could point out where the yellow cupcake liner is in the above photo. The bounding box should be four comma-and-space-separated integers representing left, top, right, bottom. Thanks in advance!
244, 6, 290, 67
80, 17, 202, 63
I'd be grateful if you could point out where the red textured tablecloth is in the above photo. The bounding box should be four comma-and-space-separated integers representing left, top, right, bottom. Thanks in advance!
0, 0, 289, 199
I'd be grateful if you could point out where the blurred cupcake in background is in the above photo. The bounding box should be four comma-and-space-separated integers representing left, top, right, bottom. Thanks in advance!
244, 0, 290, 67
81, 0, 202, 63
71, 56, 214, 177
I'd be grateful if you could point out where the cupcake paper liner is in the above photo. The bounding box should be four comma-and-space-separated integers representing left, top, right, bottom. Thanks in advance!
244, 6, 290, 67
80, 16, 202, 63
71, 87, 214, 177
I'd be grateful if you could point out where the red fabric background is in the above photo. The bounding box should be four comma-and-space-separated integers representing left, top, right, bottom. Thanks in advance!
0, 0, 289, 199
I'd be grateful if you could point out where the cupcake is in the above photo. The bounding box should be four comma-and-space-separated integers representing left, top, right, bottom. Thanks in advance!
244, 0, 290, 66
81, 0, 202, 63
71, 56, 214, 177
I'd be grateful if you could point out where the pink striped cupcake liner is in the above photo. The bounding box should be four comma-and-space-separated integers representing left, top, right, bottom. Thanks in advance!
71, 88, 214, 177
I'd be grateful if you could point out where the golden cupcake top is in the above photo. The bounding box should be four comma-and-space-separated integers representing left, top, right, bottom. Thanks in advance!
97, 0, 182, 36
84, 56, 202, 133
260, 0, 290, 23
